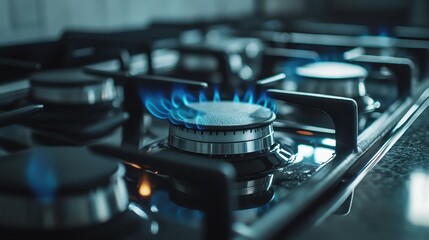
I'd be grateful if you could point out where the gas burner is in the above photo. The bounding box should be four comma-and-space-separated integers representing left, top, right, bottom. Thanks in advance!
30, 68, 117, 105
0, 147, 128, 230
295, 61, 380, 113
296, 62, 367, 97
168, 101, 275, 155
23, 68, 128, 143
142, 101, 295, 209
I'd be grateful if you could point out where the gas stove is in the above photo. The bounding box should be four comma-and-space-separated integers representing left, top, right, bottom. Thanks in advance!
1, 16, 429, 240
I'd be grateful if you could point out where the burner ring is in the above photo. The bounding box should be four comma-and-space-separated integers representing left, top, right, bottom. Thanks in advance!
168, 101, 276, 155
171, 174, 274, 209
169, 124, 274, 155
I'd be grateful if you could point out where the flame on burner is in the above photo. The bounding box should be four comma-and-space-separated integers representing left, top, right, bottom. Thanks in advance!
27, 151, 58, 203
377, 25, 389, 38
138, 174, 152, 198
141, 86, 277, 129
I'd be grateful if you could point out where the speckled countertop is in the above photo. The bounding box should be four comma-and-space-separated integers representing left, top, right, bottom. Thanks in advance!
296, 105, 429, 240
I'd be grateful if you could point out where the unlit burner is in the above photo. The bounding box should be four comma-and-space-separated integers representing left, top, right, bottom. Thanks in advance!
168, 101, 276, 155
296, 61, 379, 112
296, 62, 367, 97
30, 68, 116, 105
0, 147, 128, 230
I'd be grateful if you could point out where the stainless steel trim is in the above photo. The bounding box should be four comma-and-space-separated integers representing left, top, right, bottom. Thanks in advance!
296, 61, 368, 98
0, 164, 128, 230
31, 78, 117, 105
169, 124, 274, 142
235, 174, 274, 196
172, 174, 274, 196
168, 124, 275, 155
298, 77, 366, 98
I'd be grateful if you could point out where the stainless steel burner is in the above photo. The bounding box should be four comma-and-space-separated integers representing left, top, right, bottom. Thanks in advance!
168, 101, 276, 155
0, 147, 128, 230
161, 101, 293, 206
30, 68, 117, 105
173, 174, 273, 197
296, 61, 368, 98
295, 61, 380, 113
171, 173, 274, 208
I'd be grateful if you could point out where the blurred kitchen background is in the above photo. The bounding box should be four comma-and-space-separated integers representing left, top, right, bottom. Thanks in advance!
1, 0, 428, 46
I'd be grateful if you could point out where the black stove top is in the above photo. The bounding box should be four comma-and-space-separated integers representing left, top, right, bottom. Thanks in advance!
1, 16, 429, 240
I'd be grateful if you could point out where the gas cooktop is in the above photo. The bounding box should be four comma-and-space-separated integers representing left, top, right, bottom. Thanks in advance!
0, 17, 429, 240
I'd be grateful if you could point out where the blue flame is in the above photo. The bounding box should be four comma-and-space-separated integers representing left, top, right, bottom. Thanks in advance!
233, 91, 240, 102
27, 151, 58, 203
213, 86, 221, 102
141, 86, 278, 129
145, 96, 170, 119
199, 90, 207, 102
195, 114, 206, 130
242, 87, 254, 103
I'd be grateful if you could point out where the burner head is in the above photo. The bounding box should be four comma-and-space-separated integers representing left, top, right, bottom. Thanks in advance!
171, 175, 275, 210
0, 147, 128, 230
168, 101, 276, 155
296, 61, 368, 98
30, 68, 117, 105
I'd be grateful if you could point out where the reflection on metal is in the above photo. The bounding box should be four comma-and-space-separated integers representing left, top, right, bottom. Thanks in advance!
296, 130, 314, 136
294, 144, 335, 165
321, 138, 336, 147
129, 202, 149, 219
150, 221, 159, 235
123, 160, 142, 169
138, 174, 152, 198
407, 170, 429, 227
150, 205, 159, 213
314, 148, 335, 164
333, 190, 354, 216
295, 144, 314, 163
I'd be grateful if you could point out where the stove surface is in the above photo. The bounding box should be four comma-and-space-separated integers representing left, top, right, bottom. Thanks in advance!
1, 13, 429, 240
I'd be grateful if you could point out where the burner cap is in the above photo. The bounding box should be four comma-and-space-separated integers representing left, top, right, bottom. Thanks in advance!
169, 101, 275, 130
0, 147, 128, 230
168, 101, 276, 155
29, 68, 116, 105
296, 62, 367, 80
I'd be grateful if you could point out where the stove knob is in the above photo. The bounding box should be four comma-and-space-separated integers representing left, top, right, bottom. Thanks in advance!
0, 147, 128, 230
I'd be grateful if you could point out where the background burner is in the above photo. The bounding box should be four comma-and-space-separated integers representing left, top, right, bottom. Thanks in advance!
295, 61, 380, 113
21, 68, 128, 143
152, 101, 295, 209
0, 147, 128, 230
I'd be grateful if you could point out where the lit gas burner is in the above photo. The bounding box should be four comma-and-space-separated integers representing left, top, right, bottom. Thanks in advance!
296, 61, 380, 113
145, 101, 294, 209
168, 101, 275, 155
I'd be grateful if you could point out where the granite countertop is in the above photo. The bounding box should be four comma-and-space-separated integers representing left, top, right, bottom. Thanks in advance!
297, 104, 429, 240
